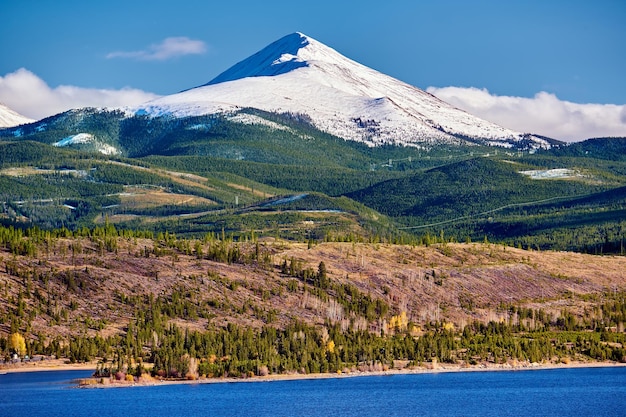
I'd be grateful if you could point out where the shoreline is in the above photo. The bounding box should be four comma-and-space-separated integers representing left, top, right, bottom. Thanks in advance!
5, 359, 625, 384
83, 360, 626, 388
3, 359, 624, 385
0, 360, 98, 374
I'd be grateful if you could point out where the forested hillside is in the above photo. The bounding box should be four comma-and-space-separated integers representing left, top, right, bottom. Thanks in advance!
2, 120, 626, 253
1, 225, 625, 376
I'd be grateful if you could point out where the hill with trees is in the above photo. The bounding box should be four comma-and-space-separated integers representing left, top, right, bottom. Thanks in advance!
1, 224, 625, 377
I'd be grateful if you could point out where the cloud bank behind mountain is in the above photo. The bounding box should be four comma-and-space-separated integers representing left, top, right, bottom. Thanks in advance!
427, 86, 626, 142
0, 68, 160, 120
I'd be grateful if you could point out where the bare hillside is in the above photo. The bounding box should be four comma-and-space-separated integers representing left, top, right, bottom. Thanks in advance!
1, 236, 624, 341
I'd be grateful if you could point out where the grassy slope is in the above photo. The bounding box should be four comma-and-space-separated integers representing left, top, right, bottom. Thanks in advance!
0, 141, 397, 240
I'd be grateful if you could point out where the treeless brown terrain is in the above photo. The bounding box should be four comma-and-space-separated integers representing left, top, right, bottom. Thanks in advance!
1, 237, 625, 340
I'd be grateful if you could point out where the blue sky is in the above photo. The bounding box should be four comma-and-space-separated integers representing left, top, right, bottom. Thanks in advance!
1, 0, 625, 140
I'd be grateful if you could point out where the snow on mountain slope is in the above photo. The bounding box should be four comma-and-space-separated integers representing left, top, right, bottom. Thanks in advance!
0, 103, 33, 128
53, 132, 120, 155
135, 33, 550, 149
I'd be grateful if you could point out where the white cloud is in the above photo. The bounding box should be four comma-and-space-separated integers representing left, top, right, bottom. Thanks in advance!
0, 68, 160, 120
427, 86, 626, 142
107, 37, 207, 61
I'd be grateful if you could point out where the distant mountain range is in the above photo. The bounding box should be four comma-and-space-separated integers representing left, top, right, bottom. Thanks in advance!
3, 31, 624, 252
1, 32, 559, 151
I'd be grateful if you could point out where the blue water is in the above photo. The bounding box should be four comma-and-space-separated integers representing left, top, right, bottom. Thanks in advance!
1, 367, 625, 417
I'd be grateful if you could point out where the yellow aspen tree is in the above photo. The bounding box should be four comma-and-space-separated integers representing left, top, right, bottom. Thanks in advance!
388, 311, 408, 332
9, 332, 26, 356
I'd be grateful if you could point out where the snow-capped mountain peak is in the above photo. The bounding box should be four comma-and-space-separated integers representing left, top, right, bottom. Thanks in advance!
206, 32, 311, 85
135, 32, 551, 149
0, 103, 34, 128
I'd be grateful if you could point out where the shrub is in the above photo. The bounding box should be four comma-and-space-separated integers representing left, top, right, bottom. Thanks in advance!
258, 365, 269, 376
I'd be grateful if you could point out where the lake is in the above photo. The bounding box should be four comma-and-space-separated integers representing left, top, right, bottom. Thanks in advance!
1, 367, 624, 416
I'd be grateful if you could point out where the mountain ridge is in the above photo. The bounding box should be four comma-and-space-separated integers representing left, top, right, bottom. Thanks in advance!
0, 103, 34, 128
